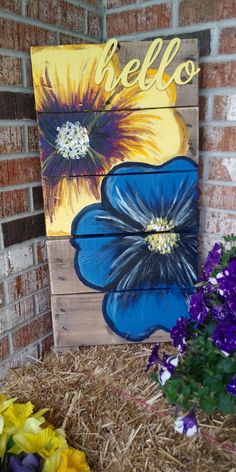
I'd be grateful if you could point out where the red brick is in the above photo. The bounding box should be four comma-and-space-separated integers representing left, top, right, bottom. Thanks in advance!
26, 59, 33, 87
41, 334, 54, 354
36, 288, 51, 314
0, 56, 22, 86
0, 188, 29, 217
107, 0, 135, 8
107, 3, 171, 36
88, 12, 102, 38
8, 296, 34, 330
200, 210, 236, 235
5, 244, 34, 275
28, 126, 39, 152
25, 0, 84, 33
0, 336, 9, 361
200, 62, 236, 89
200, 127, 236, 152
199, 95, 207, 121
0, 283, 4, 309
0, 0, 20, 13
12, 312, 52, 351
0, 19, 57, 52
36, 240, 48, 264
59, 34, 87, 45
0, 127, 24, 154
208, 157, 236, 182
198, 155, 205, 179
179, 0, 236, 25
213, 95, 236, 120
199, 183, 236, 211
0, 157, 41, 187
8, 264, 49, 303
219, 27, 236, 54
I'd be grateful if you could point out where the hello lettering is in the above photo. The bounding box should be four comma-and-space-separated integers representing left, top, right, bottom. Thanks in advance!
95, 38, 200, 92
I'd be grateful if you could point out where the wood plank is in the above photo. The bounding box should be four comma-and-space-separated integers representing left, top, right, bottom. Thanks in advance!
39, 107, 198, 178
118, 39, 199, 108
47, 233, 198, 295
43, 149, 198, 238
31, 39, 198, 112
52, 292, 171, 348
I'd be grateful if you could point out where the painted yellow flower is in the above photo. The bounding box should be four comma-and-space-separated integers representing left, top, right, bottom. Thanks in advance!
31, 44, 189, 236
43, 447, 90, 472
10, 426, 67, 458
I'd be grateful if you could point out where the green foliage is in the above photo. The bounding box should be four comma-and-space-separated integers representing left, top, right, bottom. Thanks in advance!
150, 236, 236, 420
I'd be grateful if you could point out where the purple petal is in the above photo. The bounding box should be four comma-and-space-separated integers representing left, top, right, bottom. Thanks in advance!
226, 374, 236, 397
146, 344, 160, 371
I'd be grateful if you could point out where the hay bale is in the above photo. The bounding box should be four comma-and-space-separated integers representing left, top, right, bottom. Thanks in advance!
2, 344, 236, 471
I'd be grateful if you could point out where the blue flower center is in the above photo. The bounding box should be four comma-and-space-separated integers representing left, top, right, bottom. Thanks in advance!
145, 217, 179, 254
55, 121, 89, 159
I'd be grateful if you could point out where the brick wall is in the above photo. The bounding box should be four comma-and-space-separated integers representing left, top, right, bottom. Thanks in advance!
1, 0, 236, 371
0, 0, 103, 376
105, 0, 236, 260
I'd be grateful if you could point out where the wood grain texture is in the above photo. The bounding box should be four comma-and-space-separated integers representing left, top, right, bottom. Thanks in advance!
118, 39, 199, 108
32, 39, 198, 113
52, 293, 170, 348
47, 235, 198, 295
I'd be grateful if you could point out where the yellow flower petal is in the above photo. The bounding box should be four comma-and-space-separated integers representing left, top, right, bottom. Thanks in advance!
43, 448, 90, 472
0, 395, 17, 413
31, 44, 121, 112
0, 432, 8, 459
12, 427, 67, 459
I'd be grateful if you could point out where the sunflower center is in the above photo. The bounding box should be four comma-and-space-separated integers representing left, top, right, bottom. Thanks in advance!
145, 217, 179, 255
55, 121, 89, 160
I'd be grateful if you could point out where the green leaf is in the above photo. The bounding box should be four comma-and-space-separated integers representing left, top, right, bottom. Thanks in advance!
221, 253, 231, 267
200, 397, 216, 415
217, 393, 236, 414
216, 358, 236, 374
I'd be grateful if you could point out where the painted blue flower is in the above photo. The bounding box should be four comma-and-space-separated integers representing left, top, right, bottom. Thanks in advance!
71, 158, 198, 341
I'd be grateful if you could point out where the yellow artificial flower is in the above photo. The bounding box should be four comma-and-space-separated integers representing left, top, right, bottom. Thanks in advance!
0, 395, 17, 414
31, 44, 189, 237
0, 431, 8, 459
43, 447, 90, 472
3, 401, 47, 435
11, 426, 67, 459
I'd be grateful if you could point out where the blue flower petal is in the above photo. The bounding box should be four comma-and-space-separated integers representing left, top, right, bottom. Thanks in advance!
73, 235, 120, 290
109, 157, 197, 175
102, 159, 198, 232
71, 204, 134, 237
103, 289, 193, 341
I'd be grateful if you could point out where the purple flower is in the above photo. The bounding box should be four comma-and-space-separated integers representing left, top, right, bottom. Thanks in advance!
217, 259, 236, 298
201, 243, 222, 280
159, 356, 179, 386
226, 374, 236, 397
146, 345, 178, 385
213, 321, 236, 353
189, 291, 209, 323
146, 344, 160, 371
8, 454, 42, 472
174, 409, 198, 437
170, 316, 188, 352
212, 303, 230, 322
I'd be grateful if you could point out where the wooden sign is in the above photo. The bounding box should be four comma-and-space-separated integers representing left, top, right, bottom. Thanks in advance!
31, 38, 199, 349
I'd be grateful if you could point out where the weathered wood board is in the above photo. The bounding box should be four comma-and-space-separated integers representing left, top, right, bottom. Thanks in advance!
31, 38, 199, 347
52, 293, 172, 348
41, 107, 198, 237
47, 234, 198, 295
31, 39, 199, 112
